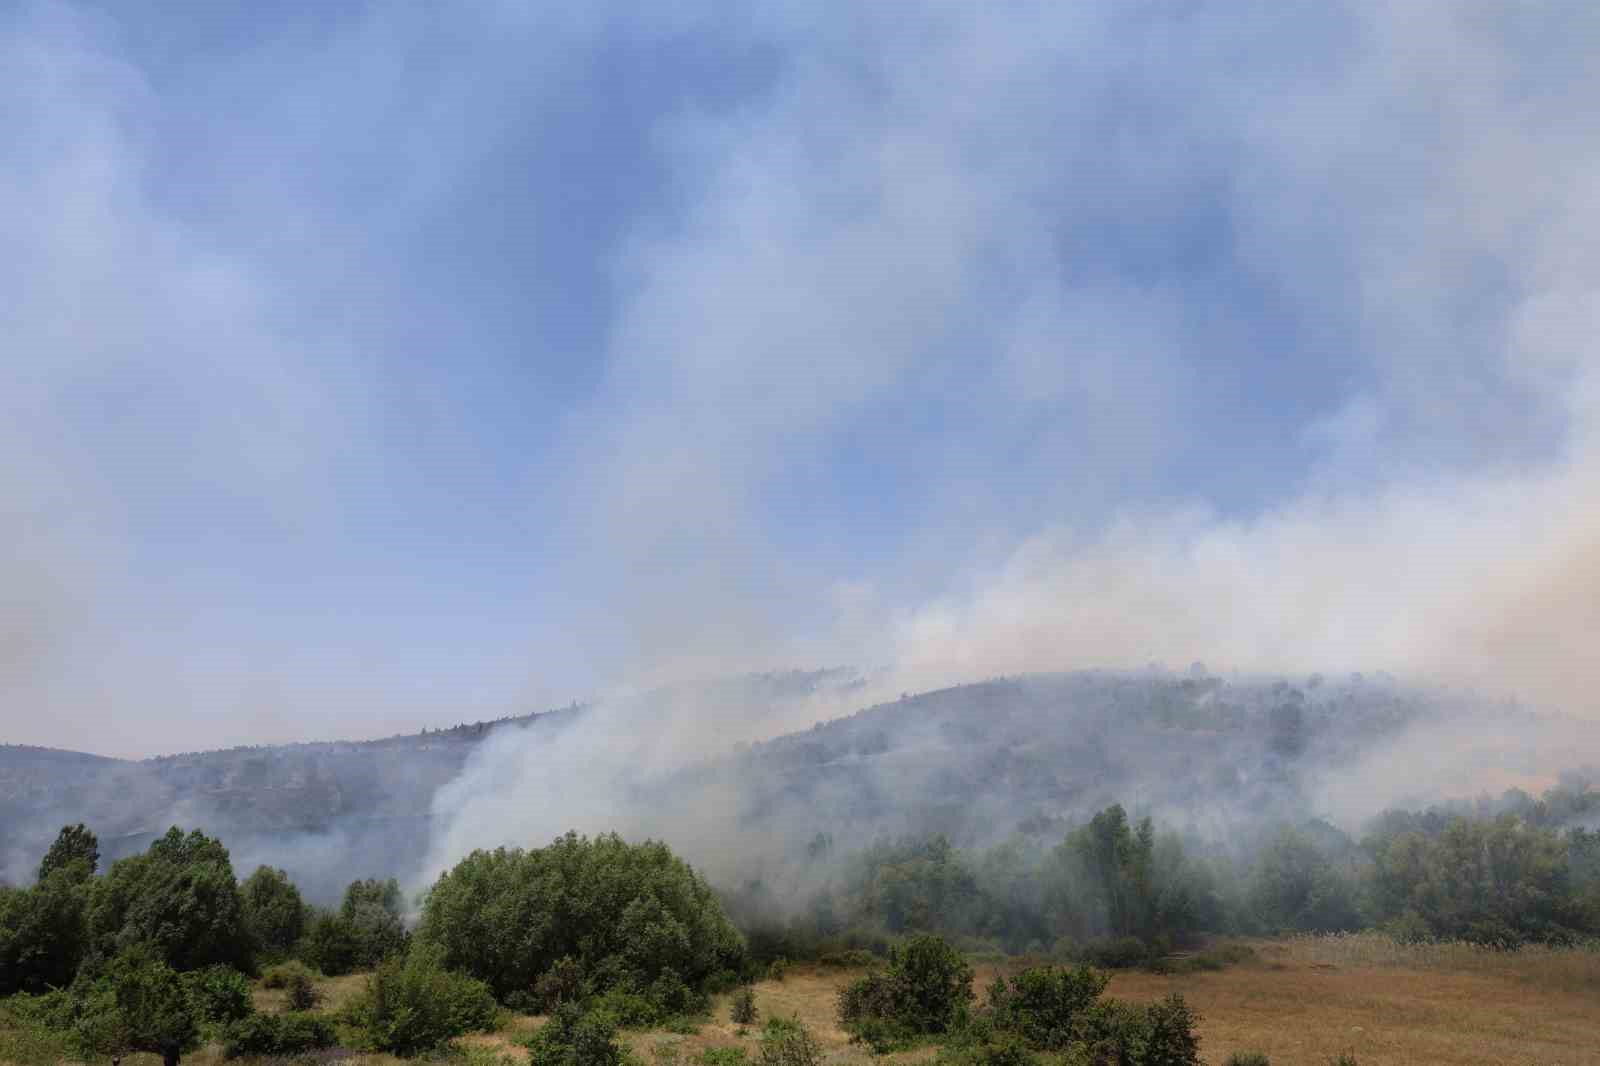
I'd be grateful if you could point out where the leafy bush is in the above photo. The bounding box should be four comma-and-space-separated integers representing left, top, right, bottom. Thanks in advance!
341, 877, 411, 967
181, 965, 254, 1029
0, 998, 74, 1066
837, 934, 973, 1036
533, 956, 585, 1011
260, 959, 317, 988
344, 948, 499, 1056
85, 827, 253, 974
758, 1018, 823, 1066
301, 909, 361, 976
526, 1002, 630, 1066
986, 965, 1108, 1050
699, 1049, 748, 1066
221, 1011, 336, 1058
0, 868, 90, 995
286, 969, 321, 1011
1224, 1053, 1271, 1066
933, 1035, 1038, 1066
590, 988, 664, 1029
420, 833, 745, 1003
730, 985, 757, 1025
1075, 994, 1202, 1066
68, 945, 202, 1065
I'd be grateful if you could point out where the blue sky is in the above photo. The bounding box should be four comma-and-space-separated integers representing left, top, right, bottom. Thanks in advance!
5, 2, 1600, 755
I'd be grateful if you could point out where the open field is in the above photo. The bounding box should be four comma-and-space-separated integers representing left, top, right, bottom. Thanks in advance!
7, 937, 1600, 1066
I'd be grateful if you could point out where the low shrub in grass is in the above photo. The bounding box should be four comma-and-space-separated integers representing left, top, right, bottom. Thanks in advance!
1076, 937, 1152, 970
932, 1034, 1038, 1066
1224, 1053, 1271, 1066
0, 999, 74, 1066
730, 985, 757, 1025
221, 1012, 335, 1058
698, 1048, 749, 1066
1074, 994, 1202, 1066
181, 965, 254, 1030
260, 959, 316, 988
837, 934, 973, 1038
526, 1003, 631, 1066
344, 948, 498, 1056
757, 1017, 822, 1066
285, 968, 321, 1011
985, 965, 1108, 1050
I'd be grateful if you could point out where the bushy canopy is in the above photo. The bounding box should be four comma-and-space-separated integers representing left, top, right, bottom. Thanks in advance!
418, 831, 745, 1001
239, 866, 308, 959
86, 828, 252, 973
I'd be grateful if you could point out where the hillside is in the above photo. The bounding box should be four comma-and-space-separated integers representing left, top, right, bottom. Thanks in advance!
3, 668, 1587, 901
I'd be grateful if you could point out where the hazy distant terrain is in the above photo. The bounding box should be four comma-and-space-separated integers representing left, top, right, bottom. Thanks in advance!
10, 668, 1576, 904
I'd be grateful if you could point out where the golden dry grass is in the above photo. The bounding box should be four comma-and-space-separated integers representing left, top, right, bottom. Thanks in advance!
12, 942, 1600, 1066
1103, 938, 1600, 1066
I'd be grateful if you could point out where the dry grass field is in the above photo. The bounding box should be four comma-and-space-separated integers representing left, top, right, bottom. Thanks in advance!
7, 936, 1600, 1066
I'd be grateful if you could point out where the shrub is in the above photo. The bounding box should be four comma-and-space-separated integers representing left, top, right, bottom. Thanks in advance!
340, 877, 411, 967
526, 1003, 629, 1066
731, 985, 758, 1025
533, 956, 585, 1011
420, 833, 745, 1004
758, 1018, 823, 1066
1225, 1054, 1271, 1066
300, 909, 361, 976
221, 1012, 336, 1058
590, 988, 663, 1029
934, 1035, 1037, 1066
181, 965, 254, 1029
1077, 937, 1151, 970
838, 935, 973, 1037
260, 960, 317, 988
69, 945, 202, 1066
286, 969, 321, 1011
987, 965, 1108, 1050
699, 1048, 749, 1066
345, 948, 499, 1056
1076, 994, 1201, 1066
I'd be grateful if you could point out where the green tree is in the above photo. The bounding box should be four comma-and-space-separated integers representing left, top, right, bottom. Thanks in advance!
345, 946, 498, 1056
1365, 814, 1581, 943
837, 933, 973, 1037
300, 908, 360, 976
340, 877, 409, 967
418, 832, 745, 1002
38, 824, 99, 883
1249, 828, 1361, 934
86, 827, 252, 973
239, 866, 307, 960
0, 867, 91, 994
73, 945, 201, 1066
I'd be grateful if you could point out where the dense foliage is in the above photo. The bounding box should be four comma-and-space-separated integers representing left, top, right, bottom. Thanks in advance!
344, 946, 499, 1055
525, 1001, 630, 1066
86, 828, 253, 973
239, 865, 308, 960
419, 832, 746, 1006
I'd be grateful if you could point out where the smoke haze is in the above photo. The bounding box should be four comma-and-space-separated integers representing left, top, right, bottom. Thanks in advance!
3, 3, 1600, 891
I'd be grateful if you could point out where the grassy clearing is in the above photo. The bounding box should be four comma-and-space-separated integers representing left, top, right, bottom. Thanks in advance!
10, 940, 1600, 1066
1106, 937, 1600, 1066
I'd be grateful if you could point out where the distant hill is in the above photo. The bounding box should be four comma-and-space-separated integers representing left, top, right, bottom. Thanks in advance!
3, 667, 1583, 902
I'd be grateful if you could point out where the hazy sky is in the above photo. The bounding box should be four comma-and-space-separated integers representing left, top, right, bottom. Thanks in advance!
5, 2, 1599, 756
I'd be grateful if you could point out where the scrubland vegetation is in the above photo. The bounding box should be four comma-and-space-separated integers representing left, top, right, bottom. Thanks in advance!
5, 770, 1600, 1065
